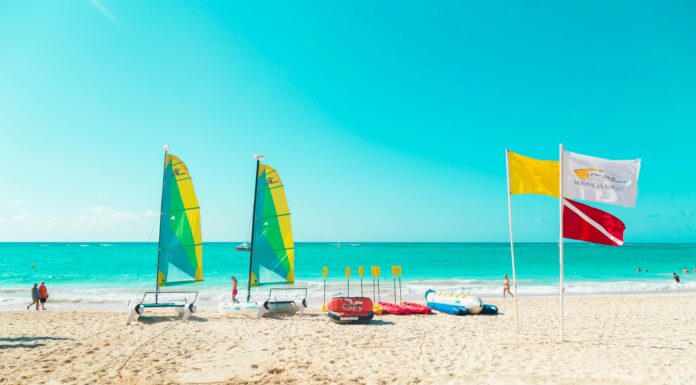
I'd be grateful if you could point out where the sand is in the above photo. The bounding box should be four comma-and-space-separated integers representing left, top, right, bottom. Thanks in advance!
1, 293, 696, 385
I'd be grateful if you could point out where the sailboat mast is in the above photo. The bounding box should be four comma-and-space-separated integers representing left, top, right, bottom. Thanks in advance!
155, 145, 169, 302
247, 155, 264, 302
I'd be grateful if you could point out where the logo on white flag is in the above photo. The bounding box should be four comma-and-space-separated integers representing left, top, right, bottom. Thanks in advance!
563, 151, 641, 207
573, 168, 629, 191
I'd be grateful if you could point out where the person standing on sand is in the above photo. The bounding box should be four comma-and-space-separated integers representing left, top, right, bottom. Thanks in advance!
231, 276, 239, 303
503, 274, 514, 298
38, 281, 49, 310
27, 283, 40, 310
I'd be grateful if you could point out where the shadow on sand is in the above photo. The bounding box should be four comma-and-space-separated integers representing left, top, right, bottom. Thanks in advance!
136, 315, 208, 324
0, 336, 70, 342
0, 343, 46, 349
0, 336, 70, 350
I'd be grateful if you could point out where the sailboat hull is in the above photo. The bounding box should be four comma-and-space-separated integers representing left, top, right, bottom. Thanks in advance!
218, 302, 266, 319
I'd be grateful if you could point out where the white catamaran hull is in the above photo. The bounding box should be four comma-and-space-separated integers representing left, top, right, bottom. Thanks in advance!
218, 299, 307, 318
218, 302, 267, 319
127, 301, 196, 325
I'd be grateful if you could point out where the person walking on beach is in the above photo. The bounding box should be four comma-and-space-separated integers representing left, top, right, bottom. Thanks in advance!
27, 283, 40, 310
673, 273, 681, 285
38, 281, 49, 310
503, 274, 514, 298
231, 276, 239, 303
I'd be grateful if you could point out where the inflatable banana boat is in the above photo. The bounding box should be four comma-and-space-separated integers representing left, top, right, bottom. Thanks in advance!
425, 290, 498, 315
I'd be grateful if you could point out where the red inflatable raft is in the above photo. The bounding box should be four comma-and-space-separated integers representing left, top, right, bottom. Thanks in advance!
326, 297, 374, 323
378, 302, 411, 315
402, 302, 431, 314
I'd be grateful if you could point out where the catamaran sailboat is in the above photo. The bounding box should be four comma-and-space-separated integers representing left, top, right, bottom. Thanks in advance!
127, 146, 203, 325
219, 154, 307, 318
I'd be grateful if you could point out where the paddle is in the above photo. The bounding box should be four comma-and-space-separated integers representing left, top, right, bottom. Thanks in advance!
345, 267, 351, 296
358, 266, 364, 297
397, 265, 403, 303
371, 266, 377, 302
321, 266, 328, 312
376, 266, 381, 302
391, 265, 397, 303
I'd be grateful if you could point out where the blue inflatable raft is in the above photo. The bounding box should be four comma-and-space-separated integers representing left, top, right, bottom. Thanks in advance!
425, 289, 499, 316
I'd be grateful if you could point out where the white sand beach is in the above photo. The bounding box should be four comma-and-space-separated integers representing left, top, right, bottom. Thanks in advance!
2, 293, 695, 385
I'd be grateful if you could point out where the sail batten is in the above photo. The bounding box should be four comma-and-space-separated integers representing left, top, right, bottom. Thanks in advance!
250, 164, 294, 287
158, 154, 203, 287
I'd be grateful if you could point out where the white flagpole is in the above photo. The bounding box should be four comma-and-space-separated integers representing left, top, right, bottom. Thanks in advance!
559, 144, 565, 342
505, 149, 521, 335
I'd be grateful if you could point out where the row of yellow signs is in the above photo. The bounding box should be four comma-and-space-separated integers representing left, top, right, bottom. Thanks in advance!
322, 265, 403, 279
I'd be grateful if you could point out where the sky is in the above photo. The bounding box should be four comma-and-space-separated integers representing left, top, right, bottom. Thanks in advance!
1, 1, 695, 242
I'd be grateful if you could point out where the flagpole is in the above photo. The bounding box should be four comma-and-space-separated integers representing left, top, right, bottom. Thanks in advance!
505, 149, 521, 336
559, 144, 565, 342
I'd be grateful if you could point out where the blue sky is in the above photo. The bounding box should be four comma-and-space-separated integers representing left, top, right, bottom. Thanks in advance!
1, 1, 694, 242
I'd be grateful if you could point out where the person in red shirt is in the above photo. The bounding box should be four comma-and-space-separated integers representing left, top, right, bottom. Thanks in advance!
38, 281, 49, 310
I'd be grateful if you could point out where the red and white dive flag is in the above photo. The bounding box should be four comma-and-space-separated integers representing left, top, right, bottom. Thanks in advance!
563, 199, 625, 246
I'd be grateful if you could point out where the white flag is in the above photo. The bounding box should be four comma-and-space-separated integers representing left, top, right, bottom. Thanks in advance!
562, 150, 641, 207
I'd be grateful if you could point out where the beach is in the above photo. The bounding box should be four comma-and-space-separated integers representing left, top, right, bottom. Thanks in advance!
2, 293, 695, 385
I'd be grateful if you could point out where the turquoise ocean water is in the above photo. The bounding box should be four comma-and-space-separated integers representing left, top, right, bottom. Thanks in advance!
1, 242, 695, 310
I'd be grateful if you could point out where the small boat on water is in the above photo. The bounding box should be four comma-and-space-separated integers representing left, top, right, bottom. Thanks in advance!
235, 242, 250, 251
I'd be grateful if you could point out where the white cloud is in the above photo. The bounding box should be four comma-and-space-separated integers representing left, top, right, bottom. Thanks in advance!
0, 213, 56, 230
89, 0, 118, 25
76, 206, 158, 227
11, 199, 25, 205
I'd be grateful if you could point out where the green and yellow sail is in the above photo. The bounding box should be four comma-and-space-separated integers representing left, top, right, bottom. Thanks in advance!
250, 164, 294, 286
158, 154, 203, 286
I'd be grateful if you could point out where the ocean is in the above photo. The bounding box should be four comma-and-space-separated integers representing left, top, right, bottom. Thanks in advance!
1, 242, 695, 310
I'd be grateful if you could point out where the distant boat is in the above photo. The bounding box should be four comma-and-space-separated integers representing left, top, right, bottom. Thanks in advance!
128, 146, 202, 324
219, 154, 306, 318
235, 242, 251, 251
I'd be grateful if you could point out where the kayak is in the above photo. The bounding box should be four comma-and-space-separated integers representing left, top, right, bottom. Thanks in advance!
326, 297, 374, 324
402, 302, 431, 314
378, 302, 411, 315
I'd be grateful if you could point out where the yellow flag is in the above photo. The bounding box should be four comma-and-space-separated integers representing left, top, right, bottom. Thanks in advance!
508, 151, 559, 197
